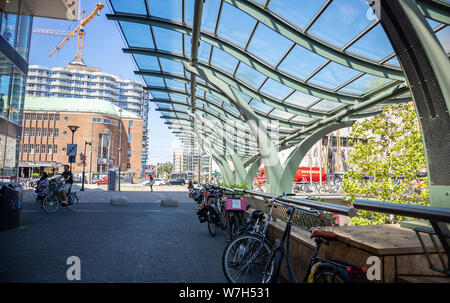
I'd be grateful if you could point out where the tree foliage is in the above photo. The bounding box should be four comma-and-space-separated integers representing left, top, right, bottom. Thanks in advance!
342, 103, 429, 225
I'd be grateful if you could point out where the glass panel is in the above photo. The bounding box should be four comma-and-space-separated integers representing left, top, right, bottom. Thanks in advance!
120, 21, 154, 48
309, 99, 343, 113
169, 94, 188, 103
210, 47, 239, 74
384, 56, 400, 67
216, 2, 256, 48
201, 0, 221, 33
269, 109, 295, 120
143, 76, 165, 87
149, 0, 182, 21
436, 26, 450, 54
173, 104, 189, 111
290, 115, 315, 124
205, 92, 224, 106
308, 62, 360, 90
156, 103, 172, 109
153, 27, 183, 54
159, 58, 185, 74
268, 0, 327, 30
235, 62, 267, 89
346, 24, 395, 61
185, 0, 195, 25
249, 99, 272, 114
230, 87, 251, 103
111, 0, 147, 14
184, 34, 192, 56
284, 90, 320, 108
278, 45, 327, 80
247, 23, 292, 66
133, 54, 160, 70
165, 79, 186, 90
223, 102, 240, 116
308, 0, 372, 48
339, 74, 393, 95
259, 78, 293, 100
197, 42, 212, 62
150, 91, 169, 99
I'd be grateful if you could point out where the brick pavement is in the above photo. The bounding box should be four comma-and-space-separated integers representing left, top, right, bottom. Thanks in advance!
0, 189, 228, 283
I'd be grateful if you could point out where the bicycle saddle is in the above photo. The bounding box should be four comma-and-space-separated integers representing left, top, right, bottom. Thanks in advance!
250, 210, 264, 220
310, 228, 337, 241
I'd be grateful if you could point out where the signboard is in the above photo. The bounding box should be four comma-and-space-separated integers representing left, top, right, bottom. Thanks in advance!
68, 155, 76, 163
67, 144, 77, 156
97, 158, 115, 165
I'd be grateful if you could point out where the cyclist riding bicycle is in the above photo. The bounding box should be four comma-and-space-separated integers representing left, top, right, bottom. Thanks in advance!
58, 165, 73, 206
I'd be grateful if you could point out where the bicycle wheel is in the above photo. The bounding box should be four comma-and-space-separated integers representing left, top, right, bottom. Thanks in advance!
222, 234, 272, 283
228, 213, 241, 240
262, 246, 282, 283
207, 210, 217, 237
42, 195, 59, 213
313, 265, 349, 283
219, 208, 227, 230
66, 193, 79, 211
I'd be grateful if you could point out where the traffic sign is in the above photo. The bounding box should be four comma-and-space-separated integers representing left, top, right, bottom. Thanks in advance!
68, 155, 76, 163
67, 144, 77, 156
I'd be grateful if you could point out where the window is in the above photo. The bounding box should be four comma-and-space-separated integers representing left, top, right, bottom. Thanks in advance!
53, 145, 57, 154
55, 114, 60, 121
104, 118, 112, 124
92, 117, 102, 123
30, 128, 35, 137
35, 144, 40, 153
43, 114, 48, 121
54, 128, 59, 137
29, 144, 34, 154
24, 128, 29, 137
63, 130, 67, 136
36, 128, 41, 137
25, 113, 30, 120
37, 113, 42, 120
32, 113, 36, 120
64, 116, 69, 121
128, 134, 132, 143
129, 120, 133, 128
48, 129, 53, 137
41, 145, 46, 153
128, 148, 131, 158
43, 128, 47, 137
127, 163, 131, 169
49, 114, 54, 121
22, 144, 28, 153
48, 145, 52, 154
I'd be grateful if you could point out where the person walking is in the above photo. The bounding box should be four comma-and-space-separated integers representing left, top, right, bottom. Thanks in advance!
149, 175, 155, 192
35, 172, 49, 206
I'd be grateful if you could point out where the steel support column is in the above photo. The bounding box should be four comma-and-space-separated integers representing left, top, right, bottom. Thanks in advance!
376, 0, 450, 208
183, 62, 284, 193
276, 121, 355, 194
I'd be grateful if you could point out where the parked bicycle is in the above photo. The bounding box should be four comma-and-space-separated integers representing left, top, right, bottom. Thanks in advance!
262, 198, 366, 283
42, 180, 79, 213
222, 199, 275, 283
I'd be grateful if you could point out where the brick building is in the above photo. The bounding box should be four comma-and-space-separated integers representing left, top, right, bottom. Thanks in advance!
19, 97, 143, 179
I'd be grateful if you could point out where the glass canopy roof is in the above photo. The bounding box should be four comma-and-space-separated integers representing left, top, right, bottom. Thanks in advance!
107, 0, 449, 161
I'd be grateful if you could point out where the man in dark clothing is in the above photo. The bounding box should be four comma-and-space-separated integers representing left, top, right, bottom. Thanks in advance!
58, 165, 73, 205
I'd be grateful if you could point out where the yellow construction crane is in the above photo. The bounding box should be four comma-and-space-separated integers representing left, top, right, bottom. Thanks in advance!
49, 3, 104, 65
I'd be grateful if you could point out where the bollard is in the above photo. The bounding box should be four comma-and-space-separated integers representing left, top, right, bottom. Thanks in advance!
110, 195, 129, 206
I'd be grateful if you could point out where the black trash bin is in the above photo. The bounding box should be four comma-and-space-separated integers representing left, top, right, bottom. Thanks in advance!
0, 182, 23, 231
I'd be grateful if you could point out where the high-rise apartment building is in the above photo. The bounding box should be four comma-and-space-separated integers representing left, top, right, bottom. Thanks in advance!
25, 64, 150, 176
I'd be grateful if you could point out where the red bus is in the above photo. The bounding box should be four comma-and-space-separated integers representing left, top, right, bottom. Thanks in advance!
254, 167, 326, 186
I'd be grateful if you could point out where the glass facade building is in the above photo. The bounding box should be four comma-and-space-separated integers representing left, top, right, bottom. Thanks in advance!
0, 0, 79, 181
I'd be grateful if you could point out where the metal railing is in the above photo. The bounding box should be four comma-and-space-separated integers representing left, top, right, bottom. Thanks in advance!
218, 187, 356, 231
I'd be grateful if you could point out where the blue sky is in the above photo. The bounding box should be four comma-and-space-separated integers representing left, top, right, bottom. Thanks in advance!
28, 1, 178, 164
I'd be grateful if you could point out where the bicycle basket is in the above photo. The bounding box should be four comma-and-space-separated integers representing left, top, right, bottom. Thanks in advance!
225, 198, 246, 211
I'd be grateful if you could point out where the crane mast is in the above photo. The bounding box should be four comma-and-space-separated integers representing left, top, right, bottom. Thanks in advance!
49, 3, 104, 65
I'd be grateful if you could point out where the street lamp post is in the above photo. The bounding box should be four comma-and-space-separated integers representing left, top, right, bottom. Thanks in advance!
67, 125, 79, 171
81, 141, 91, 191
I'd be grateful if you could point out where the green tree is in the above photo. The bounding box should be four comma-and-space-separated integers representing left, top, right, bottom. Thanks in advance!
342, 103, 429, 225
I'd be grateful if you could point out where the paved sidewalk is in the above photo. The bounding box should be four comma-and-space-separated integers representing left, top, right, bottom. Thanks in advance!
0, 190, 228, 283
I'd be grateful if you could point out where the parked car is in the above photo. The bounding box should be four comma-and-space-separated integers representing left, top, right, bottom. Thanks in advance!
168, 178, 185, 186
94, 176, 108, 185
143, 178, 165, 186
